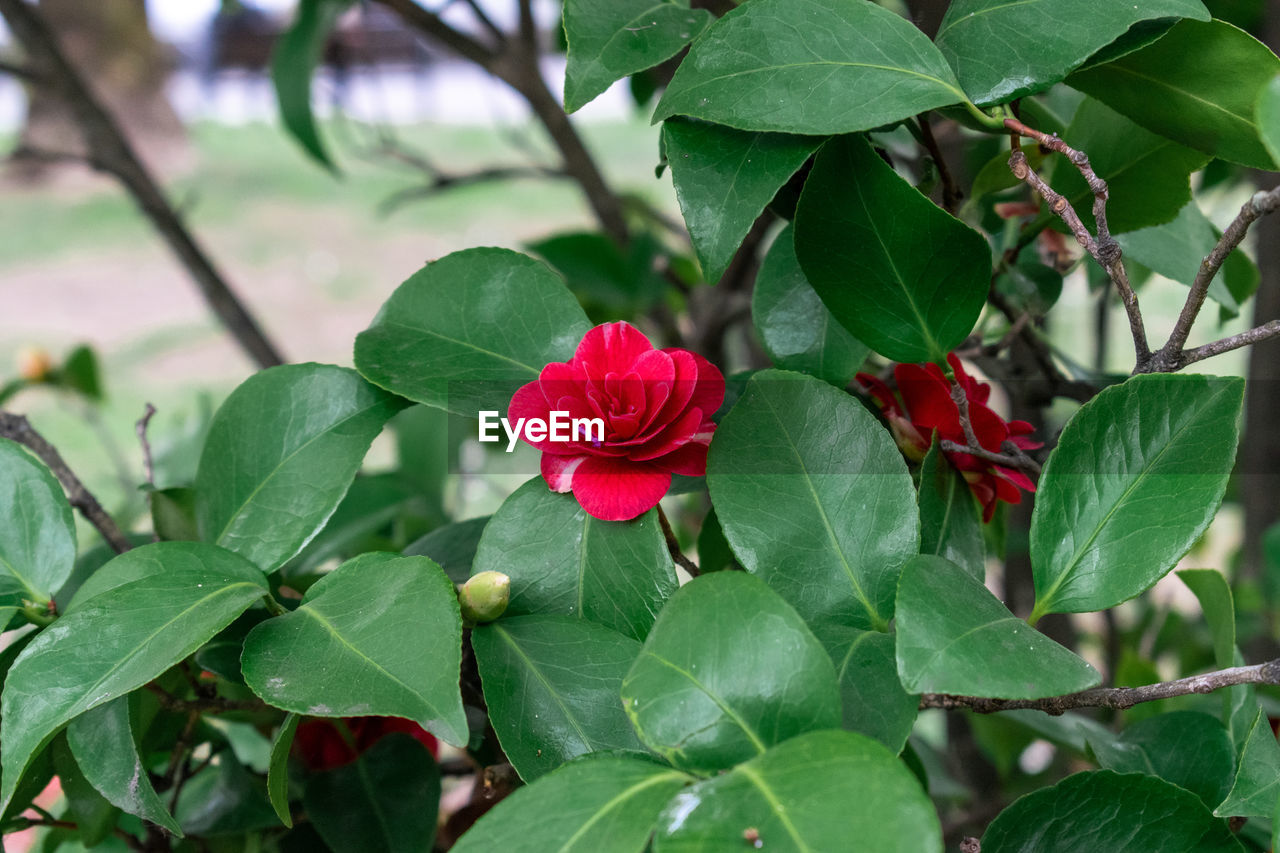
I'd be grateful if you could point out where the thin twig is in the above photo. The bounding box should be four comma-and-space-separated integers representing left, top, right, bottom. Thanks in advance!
656, 505, 700, 577
0, 412, 132, 553
917, 114, 960, 213
379, 165, 570, 215
136, 403, 157, 488
462, 0, 506, 43
145, 682, 268, 714
943, 381, 1042, 476
0, 57, 38, 81
921, 658, 1280, 714
1177, 319, 1280, 368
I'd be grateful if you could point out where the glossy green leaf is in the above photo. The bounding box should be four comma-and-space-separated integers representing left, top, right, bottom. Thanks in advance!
354, 248, 591, 416
1089, 712, 1235, 807
707, 370, 918, 632
1030, 375, 1243, 621
196, 363, 408, 572
917, 442, 985, 582
664, 120, 820, 284
983, 770, 1242, 852
283, 474, 419, 575
563, 0, 711, 113
0, 437, 75, 608
241, 553, 468, 747
653, 730, 941, 852
1051, 98, 1210, 234
473, 615, 645, 781
621, 572, 840, 774
453, 755, 691, 853
1178, 569, 1235, 669
529, 231, 666, 318
271, 0, 351, 171
151, 486, 198, 542
936, 0, 1208, 106
66, 696, 183, 836
0, 542, 268, 813
268, 714, 299, 828
403, 516, 490, 585
1068, 19, 1280, 169
653, 0, 966, 134
471, 478, 675, 642
794, 135, 990, 363
175, 753, 280, 836
1215, 708, 1280, 818
896, 556, 1099, 698
825, 627, 917, 753
52, 733, 118, 847
751, 224, 869, 386
303, 733, 439, 853
1257, 75, 1280, 168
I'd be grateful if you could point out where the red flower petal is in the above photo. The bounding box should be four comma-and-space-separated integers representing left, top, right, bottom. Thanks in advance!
572, 322, 656, 378
570, 456, 671, 521
542, 453, 586, 492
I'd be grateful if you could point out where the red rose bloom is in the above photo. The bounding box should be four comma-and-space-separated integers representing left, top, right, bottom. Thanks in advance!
293, 716, 439, 772
857, 353, 1041, 522
509, 322, 725, 521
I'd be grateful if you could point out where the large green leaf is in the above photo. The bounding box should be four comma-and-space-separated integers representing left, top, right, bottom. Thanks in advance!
271, 0, 351, 171
452, 755, 691, 853
664, 120, 820, 284
473, 615, 645, 781
1068, 19, 1280, 169
825, 627, 917, 753
0, 542, 267, 813
66, 696, 182, 836
794, 135, 990, 364
707, 370, 918, 632
0, 438, 75, 610
935, 0, 1209, 106
1088, 712, 1234, 808
353, 248, 591, 416
751, 224, 869, 387
241, 553, 468, 747
403, 516, 489, 585
303, 733, 439, 853
982, 771, 1242, 852
1030, 375, 1243, 621
1215, 708, 1280, 818
653, 0, 966, 134
1177, 569, 1235, 669
1258, 75, 1280, 168
52, 734, 118, 847
896, 556, 1099, 698
471, 478, 676, 642
195, 363, 408, 572
621, 572, 840, 774
563, 0, 712, 113
653, 730, 941, 852
917, 442, 985, 582
1051, 98, 1211, 235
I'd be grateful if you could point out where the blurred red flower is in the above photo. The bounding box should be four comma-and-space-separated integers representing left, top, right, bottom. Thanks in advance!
293, 716, 439, 772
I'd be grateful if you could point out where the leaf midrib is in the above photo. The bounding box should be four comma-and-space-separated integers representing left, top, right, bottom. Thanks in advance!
637, 650, 768, 755
494, 624, 595, 747
557, 770, 689, 851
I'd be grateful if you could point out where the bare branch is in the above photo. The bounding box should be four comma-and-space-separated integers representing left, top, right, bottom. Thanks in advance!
379, 164, 569, 215
921, 658, 1280, 714
0, 57, 38, 81
656, 505, 700, 577
375, 0, 497, 67
943, 380, 1042, 476
136, 403, 157, 488
461, 0, 507, 43
1177, 319, 1280, 368
917, 114, 960, 213
0, 412, 132, 554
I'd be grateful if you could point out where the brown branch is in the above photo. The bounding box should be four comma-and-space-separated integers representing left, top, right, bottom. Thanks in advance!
0, 57, 38, 81
136, 403, 157, 488
917, 114, 960, 213
921, 658, 1280, 714
0, 0, 284, 369
144, 682, 268, 715
0, 412, 132, 554
379, 165, 570, 215
656, 505, 700, 577
944, 380, 1042, 476
1177, 319, 1280, 368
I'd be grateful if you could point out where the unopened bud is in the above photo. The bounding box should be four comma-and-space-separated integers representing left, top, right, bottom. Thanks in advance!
16, 347, 52, 382
459, 571, 510, 624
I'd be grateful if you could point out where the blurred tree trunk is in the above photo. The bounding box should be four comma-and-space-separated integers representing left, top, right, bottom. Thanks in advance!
14, 0, 185, 179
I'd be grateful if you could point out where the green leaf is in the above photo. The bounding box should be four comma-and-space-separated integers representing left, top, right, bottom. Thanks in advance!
303, 733, 440, 853
270, 0, 351, 171
917, 442, 985, 581
52, 733, 119, 847
794, 135, 990, 363
621, 572, 840, 774
453, 755, 691, 853
241, 553, 468, 747
529, 231, 666, 318
354, 248, 591, 416
0, 541, 267, 813
1257, 74, 1280, 168
896, 555, 1099, 698
1088, 711, 1234, 808
1215, 708, 1280, 818
283, 474, 420, 575
1177, 569, 1235, 669
563, 0, 712, 113
664, 120, 820, 283
151, 486, 198, 542
0, 438, 75, 609
653, 730, 941, 852
471, 478, 676, 642
195, 363, 408, 572
473, 616, 645, 781
1068, 19, 1280, 169
66, 696, 183, 836
751, 224, 869, 386
58, 344, 103, 401
653, 0, 966, 134
268, 714, 299, 828
1030, 375, 1243, 621
1051, 98, 1211, 234
935, 0, 1209, 106
825, 627, 917, 753
403, 516, 490, 585
707, 370, 918, 632
174, 753, 280, 836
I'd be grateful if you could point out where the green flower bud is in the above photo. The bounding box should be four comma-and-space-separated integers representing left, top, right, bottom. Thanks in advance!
458, 571, 510, 624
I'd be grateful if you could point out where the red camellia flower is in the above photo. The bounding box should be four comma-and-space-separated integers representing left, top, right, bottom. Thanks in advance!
293, 716, 439, 772
857, 353, 1041, 522
509, 322, 725, 521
